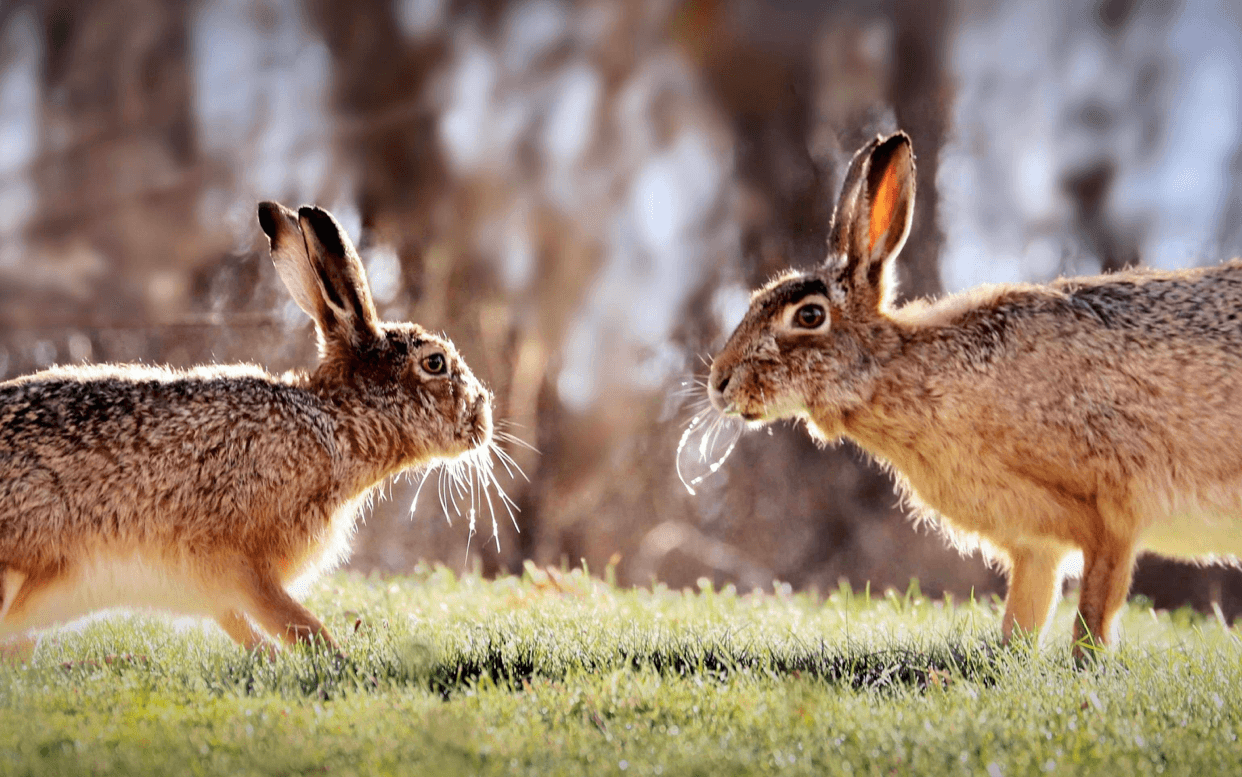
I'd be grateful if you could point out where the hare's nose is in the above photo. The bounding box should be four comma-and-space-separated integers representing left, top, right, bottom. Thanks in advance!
470, 393, 493, 433
708, 370, 731, 413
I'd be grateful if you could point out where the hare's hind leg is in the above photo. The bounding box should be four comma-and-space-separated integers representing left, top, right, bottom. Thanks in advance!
0, 566, 36, 665
234, 565, 338, 651
1001, 545, 1066, 644
1073, 534, 1139, 659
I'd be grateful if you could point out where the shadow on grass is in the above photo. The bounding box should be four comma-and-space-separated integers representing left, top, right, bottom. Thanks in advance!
193, 635, 1007, 701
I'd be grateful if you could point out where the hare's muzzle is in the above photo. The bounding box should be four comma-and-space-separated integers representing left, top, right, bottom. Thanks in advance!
708, 367, 733, 415
469, 392, 493, 446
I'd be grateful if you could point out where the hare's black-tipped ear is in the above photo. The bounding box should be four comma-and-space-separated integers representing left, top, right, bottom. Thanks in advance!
258, 201, 380, 352
259, 201, 331, 327
825, 132, 916, 310
296, 206, 380, 347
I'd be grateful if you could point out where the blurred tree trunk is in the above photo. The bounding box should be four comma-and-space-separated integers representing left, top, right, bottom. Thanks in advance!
891, 0, 949, 300
26, 0, 218, 326
302, 0, 448, 242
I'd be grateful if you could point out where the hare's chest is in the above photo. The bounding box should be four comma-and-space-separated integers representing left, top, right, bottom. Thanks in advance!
882, 444, 1086, 550
279, 492, 369, 593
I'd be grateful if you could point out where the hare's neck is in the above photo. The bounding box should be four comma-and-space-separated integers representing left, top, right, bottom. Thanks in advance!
304, 381, 411, 497
836, 325, 947, 467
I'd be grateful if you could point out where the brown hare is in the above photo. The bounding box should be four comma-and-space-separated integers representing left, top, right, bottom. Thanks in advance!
0, 202, 496, 659
706, 131, 1242, 656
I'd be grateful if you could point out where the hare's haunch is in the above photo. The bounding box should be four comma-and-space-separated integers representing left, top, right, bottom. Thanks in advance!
708, 131, 1242, 656
0, 203, 494, 658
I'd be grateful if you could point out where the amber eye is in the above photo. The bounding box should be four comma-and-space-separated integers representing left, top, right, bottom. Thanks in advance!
421, 353, 447, 375
794, 303, 826, 329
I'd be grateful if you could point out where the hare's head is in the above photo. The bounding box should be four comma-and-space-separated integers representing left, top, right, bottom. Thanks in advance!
258, 202, 492, 465
708, 132, 915, 438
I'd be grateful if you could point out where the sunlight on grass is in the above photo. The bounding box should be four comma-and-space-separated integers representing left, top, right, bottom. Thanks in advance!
2, 566, 1240, 776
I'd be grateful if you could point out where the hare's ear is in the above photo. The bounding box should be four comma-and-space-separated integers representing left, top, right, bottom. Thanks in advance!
825, 132, 915, 310
257, 201, 380, 350
295, 206, 380, 346
258, 202, 329, 325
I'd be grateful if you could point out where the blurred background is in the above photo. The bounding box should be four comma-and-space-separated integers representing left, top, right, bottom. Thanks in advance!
1, 0, 1241, 615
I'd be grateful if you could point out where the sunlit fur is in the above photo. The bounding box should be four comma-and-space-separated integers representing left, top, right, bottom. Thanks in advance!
709, 131, 1242, 657
0, 202, 497, 658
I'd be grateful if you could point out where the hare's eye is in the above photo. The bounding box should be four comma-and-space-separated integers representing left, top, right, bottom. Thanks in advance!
421, 353, 447, 375
794, 303, 826, 329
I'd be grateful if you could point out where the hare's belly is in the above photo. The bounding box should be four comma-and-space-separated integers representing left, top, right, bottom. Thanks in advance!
3, 551, 216, 634
1139, 493, 1242, 560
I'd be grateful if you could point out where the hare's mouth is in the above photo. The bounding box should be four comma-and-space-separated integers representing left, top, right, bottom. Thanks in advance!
711, 393, 771, 423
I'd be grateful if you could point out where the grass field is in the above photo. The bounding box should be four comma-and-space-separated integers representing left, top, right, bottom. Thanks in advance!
2, 564, 1240, 776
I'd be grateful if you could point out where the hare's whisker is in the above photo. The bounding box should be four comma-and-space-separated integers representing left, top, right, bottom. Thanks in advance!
464, 466, 480, 563
478, 465, 502, 551
468, 459, 478, 518
437, 466, 453, 526
490, 474, 521, 532
492, 445, 529, 482
449, 463, 467, 514
698, 412, 724, 460
495, 430, 538, 454
712, 414, 733, 451
492, 443, 519, 480
410, 466, 435, 515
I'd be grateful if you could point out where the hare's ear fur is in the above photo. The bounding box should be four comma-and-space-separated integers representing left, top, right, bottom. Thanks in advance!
825, 132, 916, 310
258, 201, 380, 350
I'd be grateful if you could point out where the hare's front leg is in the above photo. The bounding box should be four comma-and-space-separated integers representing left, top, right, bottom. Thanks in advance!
213, 609, 272, 652
1001, 546, 1066, 644
1073, 536, 1139, 659
234, 565, 339, 651
0, 566, 36, 664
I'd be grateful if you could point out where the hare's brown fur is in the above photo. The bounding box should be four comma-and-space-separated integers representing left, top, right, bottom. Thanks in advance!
0, 203, 493, 657
710, 132, 1242, 655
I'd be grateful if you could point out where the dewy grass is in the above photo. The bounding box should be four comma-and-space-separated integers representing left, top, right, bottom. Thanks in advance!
2, 565, 1240, 776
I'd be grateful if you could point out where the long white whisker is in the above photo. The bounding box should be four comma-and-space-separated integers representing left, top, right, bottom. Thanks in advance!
495, 430, 538, 454
676, 402, 744, 496
479, 462, 501, 551
491, 472, 521, 532
492, 446, 529, 482
437, 467, 452, 526
449, 462, 467, 516
491, 442, 519, 480
464, 461, 478, 564
410, 466, 434, 516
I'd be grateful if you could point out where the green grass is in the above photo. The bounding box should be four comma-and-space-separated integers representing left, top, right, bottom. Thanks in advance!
2, 564, 1240, 776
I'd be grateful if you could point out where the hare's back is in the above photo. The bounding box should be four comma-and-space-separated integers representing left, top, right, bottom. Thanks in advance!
0, 363, 336, 555
1050, 259, 1242, 342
